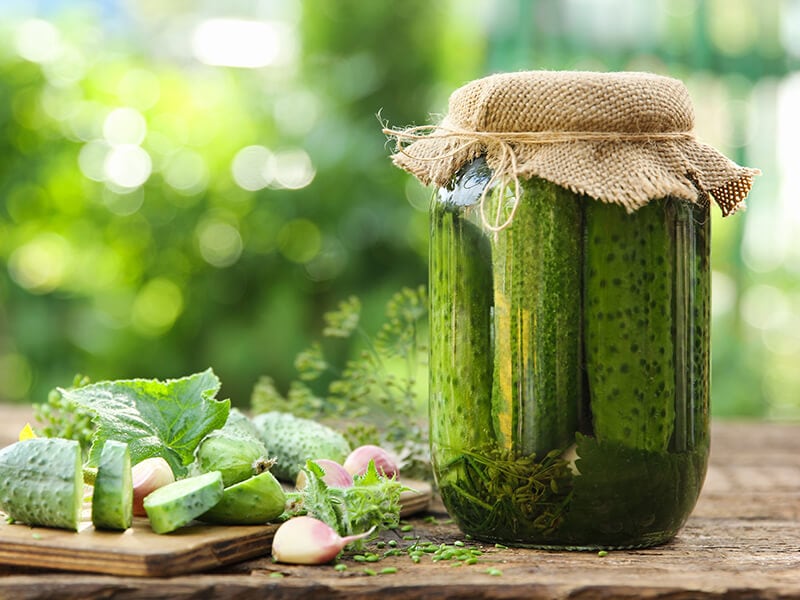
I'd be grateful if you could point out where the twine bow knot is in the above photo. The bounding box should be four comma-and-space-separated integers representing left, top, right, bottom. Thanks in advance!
382, 123, 695, 231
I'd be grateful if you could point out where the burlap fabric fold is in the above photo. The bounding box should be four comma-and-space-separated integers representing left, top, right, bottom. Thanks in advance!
384, 70, 759, 216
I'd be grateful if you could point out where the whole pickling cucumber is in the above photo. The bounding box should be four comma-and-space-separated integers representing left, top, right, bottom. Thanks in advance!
488, 177, 583, 457
0, 438, 83, 531
199, 470, 286, 525
584, 199, 676, 452
251, 411, 351, 483
428, 189, 494, 464
691, 202, 711, 448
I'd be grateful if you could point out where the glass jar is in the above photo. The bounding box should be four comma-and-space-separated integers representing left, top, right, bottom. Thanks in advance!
429, 157, 710, 549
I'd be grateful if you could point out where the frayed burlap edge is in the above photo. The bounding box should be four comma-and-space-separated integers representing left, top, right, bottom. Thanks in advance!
387, 131, 758, 217
383, 71, 760, 216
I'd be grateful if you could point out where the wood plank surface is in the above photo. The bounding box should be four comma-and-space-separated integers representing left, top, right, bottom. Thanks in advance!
0, 482, 432, 578
1, 404, 799, 599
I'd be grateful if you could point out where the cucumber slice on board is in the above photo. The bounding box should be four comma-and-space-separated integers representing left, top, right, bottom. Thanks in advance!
143, 471, 224, 534
199, 470, 286, 525
0, 438, 83, 531
91, 440, 133, 531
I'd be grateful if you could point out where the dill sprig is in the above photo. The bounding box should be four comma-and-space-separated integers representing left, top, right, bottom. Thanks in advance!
250, 286, 430, 480
33, 374, 96, 457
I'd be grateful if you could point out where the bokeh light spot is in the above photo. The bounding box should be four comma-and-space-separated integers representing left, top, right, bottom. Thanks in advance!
104, 145, 152, 189
274, 149, 315, 189
78, 139, 110, 182
104, 107, 147, 146
14, 19, 63, 64
197, 219, 243, 267
0, 353, 33, 402
192, 19, 282, 68
277, 219, 321, 263
9, 233, 72, 294
741, 284, 790, 331
164, 149, 209, 195
304, 236, 347, 281
131, 278, 184, 336
102, 187, 145, 216
231, 145, 274, 191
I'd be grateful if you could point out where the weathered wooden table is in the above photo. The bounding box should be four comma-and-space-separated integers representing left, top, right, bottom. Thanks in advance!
1, 404, 799, 599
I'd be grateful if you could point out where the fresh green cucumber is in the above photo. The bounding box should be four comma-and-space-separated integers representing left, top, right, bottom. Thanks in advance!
222, 408, 263, 440
0, 438, 83, 531
143, 471, 224, 534
429, 181, 494, 465
251, 412, 350, 483
91, 440, 133, 531
691, 202, 711, 448
193, 430, 270, 487
488, 177, 583, 457
199, 470, 286, 525
672, 199, 712, 451
584, 199, 676, 452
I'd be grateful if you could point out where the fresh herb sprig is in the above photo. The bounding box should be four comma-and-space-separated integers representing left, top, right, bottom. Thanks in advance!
286, 459, 409, 550
251, 286, 430, 479
437, 446, 574, 539
33, 374, 95, 457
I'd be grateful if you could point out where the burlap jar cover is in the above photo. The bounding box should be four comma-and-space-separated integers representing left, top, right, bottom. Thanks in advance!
383, 70, 759, 217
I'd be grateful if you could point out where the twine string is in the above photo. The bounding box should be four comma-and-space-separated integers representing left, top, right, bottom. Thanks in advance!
382, 124, 694, 232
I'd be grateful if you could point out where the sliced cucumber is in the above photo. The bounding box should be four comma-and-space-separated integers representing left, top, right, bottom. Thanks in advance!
0, 438, 83, 531
143, 471, 224, 534
91, 440, 133, 531
199, 470, 286, 525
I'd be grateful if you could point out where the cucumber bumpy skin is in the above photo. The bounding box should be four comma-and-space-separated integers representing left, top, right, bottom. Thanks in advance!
584, 199, 676, 452
0, 438, 83, 531
199, 470, 286, 525
143, 471, 224, 534
91, 440, 133, 531
429, 190, 494, 470
488, 177, 583, 457
193, 430, 270, 487
251, 412, 351, 483
222, 408, 263, 440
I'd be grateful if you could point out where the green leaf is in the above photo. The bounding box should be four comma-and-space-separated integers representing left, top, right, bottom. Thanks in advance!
295, 460, 347, 535
60, 369, 229, 475
289, 458, 407, 548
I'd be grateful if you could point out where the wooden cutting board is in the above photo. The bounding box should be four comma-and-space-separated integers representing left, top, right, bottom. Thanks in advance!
0, 480, 432, 577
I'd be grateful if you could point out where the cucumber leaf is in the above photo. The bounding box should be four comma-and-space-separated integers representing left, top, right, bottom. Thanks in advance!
60, 369, 229, 475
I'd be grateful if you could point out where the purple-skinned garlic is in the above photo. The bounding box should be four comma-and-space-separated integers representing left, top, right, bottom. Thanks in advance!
271, 516, 375, 564
295, 458, 353, 490
343, 445, 399, 479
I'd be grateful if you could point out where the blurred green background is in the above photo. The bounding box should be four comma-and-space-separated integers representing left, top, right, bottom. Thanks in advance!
0, 0, 797, 419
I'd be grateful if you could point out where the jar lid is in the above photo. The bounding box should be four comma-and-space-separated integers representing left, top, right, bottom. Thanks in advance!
384, 70, 759, 216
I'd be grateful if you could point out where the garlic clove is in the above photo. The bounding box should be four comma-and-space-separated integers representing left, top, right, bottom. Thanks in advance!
132, 457, 175, 517
271, 516, 374, 565
343, 445, 399, 479
295, 458, 353, 490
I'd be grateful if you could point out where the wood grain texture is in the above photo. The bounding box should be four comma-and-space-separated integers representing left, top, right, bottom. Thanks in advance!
0, 482, 432, 577
2, 405, 800, 599
0, 518, 279, 577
